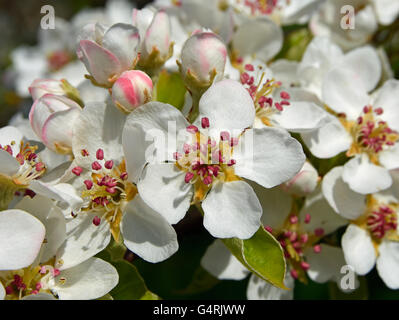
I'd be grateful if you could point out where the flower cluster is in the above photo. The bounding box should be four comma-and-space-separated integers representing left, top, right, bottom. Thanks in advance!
2, 0, 399, 300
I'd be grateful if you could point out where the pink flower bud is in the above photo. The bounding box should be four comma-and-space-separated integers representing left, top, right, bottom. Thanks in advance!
29, 79, 65, 100
111, 70, 153, 112
29, 94, 81, 153
77, 23, 140, 87
180, 32, 227, 85
281, 162, 319, 197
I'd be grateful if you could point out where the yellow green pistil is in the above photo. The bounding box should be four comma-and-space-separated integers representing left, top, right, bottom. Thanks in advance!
174, 118, 239, 202
71, 149, 137, 241
341, 106, 399, 164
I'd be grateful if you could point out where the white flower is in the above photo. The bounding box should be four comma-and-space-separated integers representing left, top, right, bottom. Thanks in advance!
310, 0, 399, 50
281, 161, 319, 197
322, 167, 399, 289
122, 79, 305, 239
57, 99, 178, 267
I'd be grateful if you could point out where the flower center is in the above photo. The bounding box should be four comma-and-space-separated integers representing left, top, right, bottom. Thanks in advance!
0, 261, 64, 300
343, 106, 398, 162
240, 63, 290, 126
366, 204, 397, 241
266, 213, 324, 282
242, 0, 279, 16
72, 149, 137, 240
47, 50, 72, 71
174, 119, 239, 202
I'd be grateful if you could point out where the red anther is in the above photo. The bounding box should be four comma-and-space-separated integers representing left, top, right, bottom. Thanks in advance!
281, 100, 290, 106
279, 239, 286, 247
284, 230, 292, 238
313, 244, 322, 253
72, 166, 83, 176
52, 269, 60, 277
5, 145, 13, 155
244, 64, 254, 71
106, 187, 116, 194
186, 125, 198, 134
240, 72, 250, 85
203, 175, 213, 185
314, 228, 325, 237
227, 159, 236, 166
81, 149, 89, 157
289, 232, 298, 242
304, 213, 311, 224
24, 189, 36, 198
35, 283, 42, 291
220, 131, 230, 141
31, 290, 39, 295
374, 107, 383, 115
5, 286, 13, 295
300, 261, 310, 270
184, 172, 194, 183
290, 215, 298, 224
120, 172, 128, 180
28, 153, 37, 161
35, 162, 45, 172
264, 225, 273, 233
16, 153, 24, 165
201, 117, 210, 129
363, 106, 370, 113
104, 160, 114, 169
39, 266, 47, 274
357, 117, 363, 124
96, 149, 104, 160
173, 152, 182, 160
275, 102, 283, 111
290, 269, 298, 279
93, 216, 101, 226
280, 91, 290, 100
84, 180, 93, 190
92, 161, 102, 170
230, 137, 239, 147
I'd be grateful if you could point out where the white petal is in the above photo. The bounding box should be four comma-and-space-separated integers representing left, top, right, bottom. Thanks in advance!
0, 209, 45, 270
373, 79, 399, 132
202, 180, 262, 239
322, 166, 367, 220
21, 293, 56, 300
137, 163, 193, 225
301, 115, 352, 159
72, 99, 126, 169
201, 240, 250, 280
234, 127, 305, 188
122, 195, 178, 263
340, 46, 381, 93
300, 188, 348, 235
0, 150, 20, 176
268, 59, 300, 87
197, 80, 255, 136
376, 240, 399, 289
0, 283, 5, 300
247, 273, 294, 300
342, 155, 392, 194
372, 0, 399, 25
122, 102, 189, 183
52, 257, 118, 300
341, 224, 376, 275
0, 126, 24, 156
56, 214, 111, 270
322, 68, 370, 120
15, 195, 66, 262
232, 17, 283, 62
379, 144, 399, 171
305, 244, 348, 284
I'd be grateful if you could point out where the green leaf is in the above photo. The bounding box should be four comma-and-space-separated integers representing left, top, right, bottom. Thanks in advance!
96, 250, 160, 300
97, 293, 114, 300
156, 70, 186, 110
222, 227, 287, 289
176, 266, 220, 295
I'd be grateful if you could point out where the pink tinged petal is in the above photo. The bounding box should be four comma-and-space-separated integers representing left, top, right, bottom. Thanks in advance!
340, 46, 381, 93
301, 115, 352, 159
29, 79, 65, 101
282, 161, 319, 197
201, 240, 250, 280
234, 127, 306, 188
322, 166, 367, 220
137, 163, 193, 225
342, 155, 392, 194
376, 241, 399, 289
132, 8, 155, 40
121, 195, 178, 263
0, 209, 45, 270
197, 79, 255, 136
102, 23, 140, 71
341, 224, 376, 275
143, 10, 171, 59
181, 32, 227, 83
232, 17, 283, 62
78, 40, 121, 86
322, 68, 370, 120
202, 180, 262, 239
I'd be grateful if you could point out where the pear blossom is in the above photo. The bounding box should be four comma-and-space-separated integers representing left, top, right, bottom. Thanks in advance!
111, 70, 153, 113
310, 0, 399, 50
201, 186, 350, 299
122, 79, 305, 239
281, 161, 319, 197
77, 23, 140, 87
323, 167, 399, 289
55, 99, 178, 267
